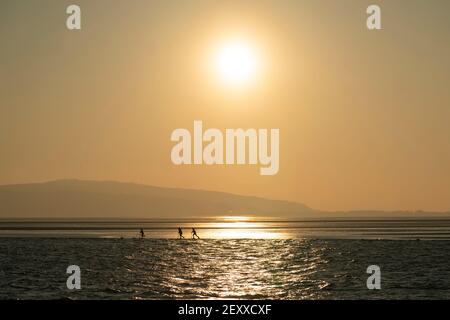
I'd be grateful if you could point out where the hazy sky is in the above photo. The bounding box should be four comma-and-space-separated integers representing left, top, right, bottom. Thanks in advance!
1, 0, 450, 212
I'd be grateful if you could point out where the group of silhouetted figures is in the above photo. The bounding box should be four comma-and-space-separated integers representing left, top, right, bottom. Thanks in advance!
138, 227, 200, 239
178, 227, 200, 239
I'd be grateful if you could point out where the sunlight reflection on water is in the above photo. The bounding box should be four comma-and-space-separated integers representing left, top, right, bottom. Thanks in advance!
1, 216, 450, 240
1, 238, 450, 299
201, 217, 288, 238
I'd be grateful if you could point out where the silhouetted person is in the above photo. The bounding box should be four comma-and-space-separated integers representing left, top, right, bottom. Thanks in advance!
178, 227, 185, 239
139, 228, 145, 239
191, 228, 200, 239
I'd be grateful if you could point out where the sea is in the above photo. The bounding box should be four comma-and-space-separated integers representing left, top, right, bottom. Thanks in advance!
1, 218, 450, 299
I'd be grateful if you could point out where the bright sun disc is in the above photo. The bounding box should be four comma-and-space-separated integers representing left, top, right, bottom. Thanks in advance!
215, 41, 259, 86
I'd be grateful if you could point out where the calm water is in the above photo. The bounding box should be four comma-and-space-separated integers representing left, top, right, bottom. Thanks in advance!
1, 218, 450, 239
1, 219, 450, 299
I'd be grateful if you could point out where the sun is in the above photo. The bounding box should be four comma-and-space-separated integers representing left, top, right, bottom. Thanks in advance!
214, 40, 260, 87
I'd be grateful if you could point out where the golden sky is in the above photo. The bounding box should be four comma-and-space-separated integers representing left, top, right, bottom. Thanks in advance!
1, 0, 450, 211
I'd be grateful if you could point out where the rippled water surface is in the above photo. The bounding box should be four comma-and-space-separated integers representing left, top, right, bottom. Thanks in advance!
1, 238, 450, 299
2, 218, 450, 239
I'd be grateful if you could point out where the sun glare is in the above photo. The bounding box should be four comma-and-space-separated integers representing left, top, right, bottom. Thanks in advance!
214, 40, 260, 87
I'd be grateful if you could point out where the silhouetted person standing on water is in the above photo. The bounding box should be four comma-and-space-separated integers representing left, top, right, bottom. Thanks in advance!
139, 228, 145, 239
191, 228, 200, 239
178, 227, 185, 239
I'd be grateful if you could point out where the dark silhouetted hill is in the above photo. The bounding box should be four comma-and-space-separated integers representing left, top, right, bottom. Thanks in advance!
0, 180, 315, 219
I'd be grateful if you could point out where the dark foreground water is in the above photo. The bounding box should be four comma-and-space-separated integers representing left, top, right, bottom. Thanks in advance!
1, 238, 450, 299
